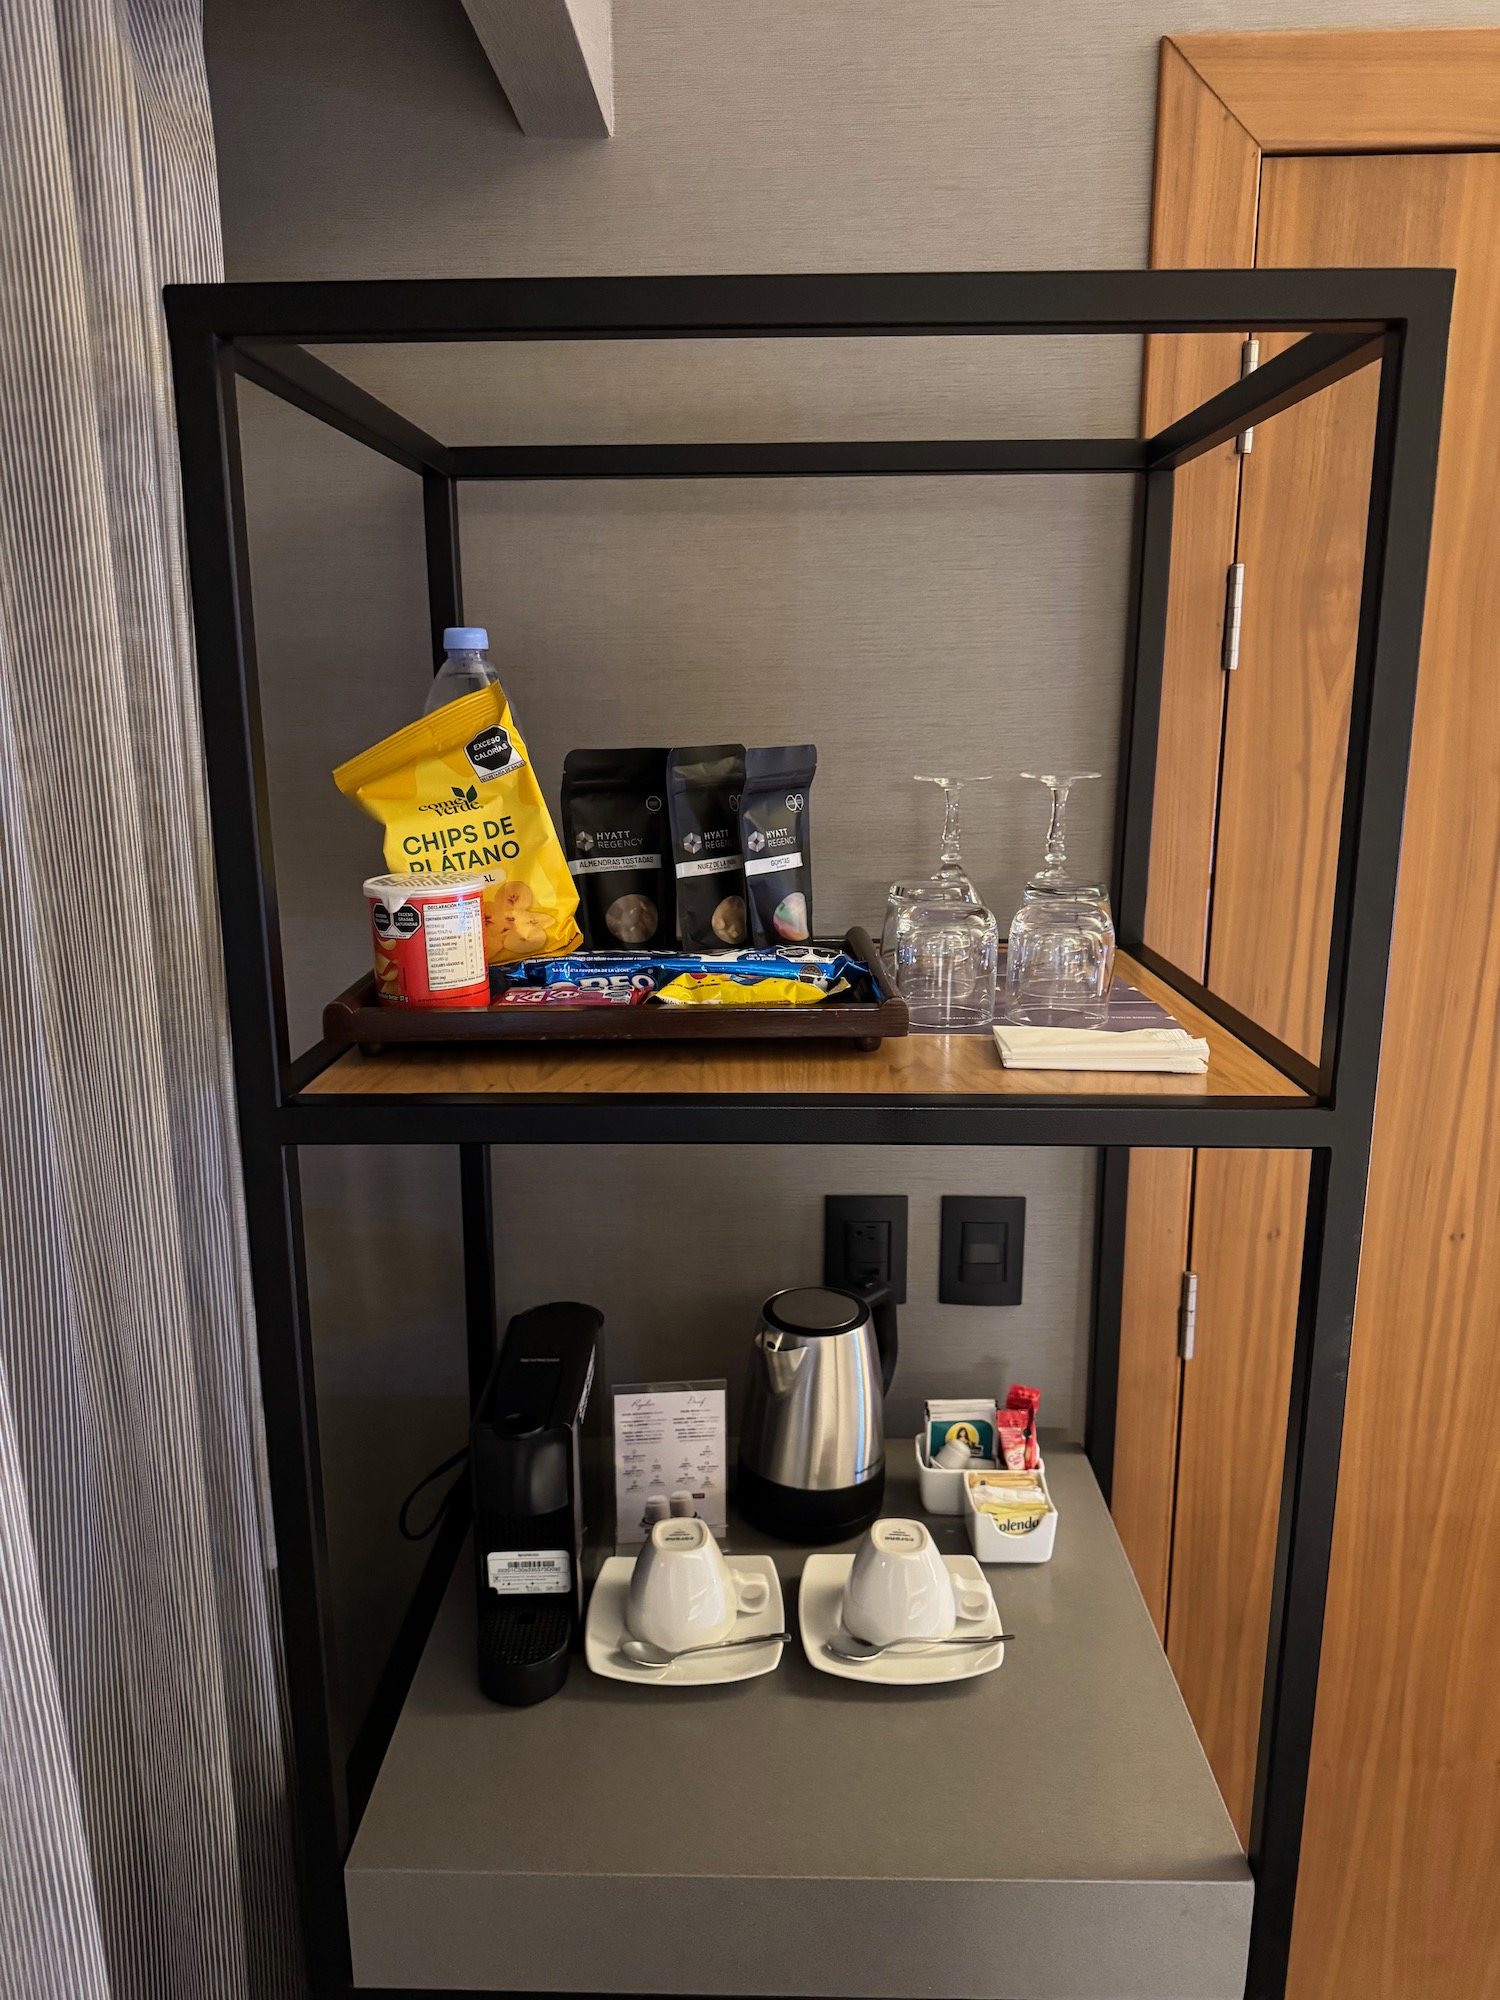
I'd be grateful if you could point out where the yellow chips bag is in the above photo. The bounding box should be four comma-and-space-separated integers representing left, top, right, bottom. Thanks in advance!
333, 685, 581, 964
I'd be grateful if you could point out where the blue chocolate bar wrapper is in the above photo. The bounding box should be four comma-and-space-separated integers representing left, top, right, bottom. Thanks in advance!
509, 945, 858, 993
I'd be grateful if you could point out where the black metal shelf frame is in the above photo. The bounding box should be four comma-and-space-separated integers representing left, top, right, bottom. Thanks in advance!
164, 271, 1452, 2000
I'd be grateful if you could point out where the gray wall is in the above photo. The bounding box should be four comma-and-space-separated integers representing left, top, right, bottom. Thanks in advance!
210, 0, 1500, 1732
490, 1146, 1096, 1443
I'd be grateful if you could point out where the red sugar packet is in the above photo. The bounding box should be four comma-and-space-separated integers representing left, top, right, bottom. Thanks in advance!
996, 1409, 1030, 1471
1004, 1384, 1042, 1468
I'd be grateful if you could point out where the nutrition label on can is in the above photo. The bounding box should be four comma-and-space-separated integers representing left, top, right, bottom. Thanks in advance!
423, 896, 486, 991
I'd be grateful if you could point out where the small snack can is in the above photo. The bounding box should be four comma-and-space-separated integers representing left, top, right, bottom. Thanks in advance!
364, 873, 489, 1008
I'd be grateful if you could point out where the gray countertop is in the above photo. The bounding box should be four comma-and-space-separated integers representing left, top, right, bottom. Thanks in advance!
346, 1443, 1251, 1998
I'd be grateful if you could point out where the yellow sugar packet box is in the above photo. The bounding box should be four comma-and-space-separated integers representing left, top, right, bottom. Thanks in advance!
334, 685, 581, 965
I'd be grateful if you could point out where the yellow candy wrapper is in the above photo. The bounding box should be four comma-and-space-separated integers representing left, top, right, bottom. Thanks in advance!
333, 686, 581, 965
653, 971, 847, 1007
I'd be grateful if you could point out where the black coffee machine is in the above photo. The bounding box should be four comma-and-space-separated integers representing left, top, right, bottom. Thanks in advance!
471, 1300, 605, 1705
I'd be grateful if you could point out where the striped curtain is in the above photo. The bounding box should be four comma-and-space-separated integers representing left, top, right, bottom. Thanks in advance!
0, 3, 302, 1997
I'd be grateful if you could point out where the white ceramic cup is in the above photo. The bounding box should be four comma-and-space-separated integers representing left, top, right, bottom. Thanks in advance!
627, 1518, 771, 1652
842, 1518, 989, 1645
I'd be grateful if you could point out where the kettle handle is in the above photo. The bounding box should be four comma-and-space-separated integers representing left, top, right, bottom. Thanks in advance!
851, 1280, 899, 1395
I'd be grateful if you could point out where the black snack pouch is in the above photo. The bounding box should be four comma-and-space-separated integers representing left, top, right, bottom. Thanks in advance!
667, 744, 747, 948
740, 745, 817, 946
560, 748, 672, 949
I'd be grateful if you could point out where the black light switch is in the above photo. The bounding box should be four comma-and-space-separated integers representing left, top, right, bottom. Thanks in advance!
960, 1223, 1005, 1276
940, 1196, 1025, 1306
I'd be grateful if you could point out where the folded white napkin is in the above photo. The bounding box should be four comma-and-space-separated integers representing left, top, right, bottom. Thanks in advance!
992, 1025, 1210, 1073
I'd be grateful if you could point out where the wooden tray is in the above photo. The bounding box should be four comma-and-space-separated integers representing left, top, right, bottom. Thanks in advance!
322, 928, 908, 1052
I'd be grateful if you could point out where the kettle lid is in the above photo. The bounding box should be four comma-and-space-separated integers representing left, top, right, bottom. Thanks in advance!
764, 1286, 866, 1336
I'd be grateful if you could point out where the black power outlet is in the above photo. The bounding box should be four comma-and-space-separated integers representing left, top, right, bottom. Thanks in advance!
939, 1196, 1025, 1306
823, 1195, 908, 1304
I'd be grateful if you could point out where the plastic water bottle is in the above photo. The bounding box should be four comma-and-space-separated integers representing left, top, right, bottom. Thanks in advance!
423, 626, 501, 715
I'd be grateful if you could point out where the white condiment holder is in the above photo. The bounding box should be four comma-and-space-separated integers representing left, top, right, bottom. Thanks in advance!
961, 1463, 1058, 1565
914, 1432, 1046, 1516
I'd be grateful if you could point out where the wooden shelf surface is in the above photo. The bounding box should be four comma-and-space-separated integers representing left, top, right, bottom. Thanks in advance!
300, 953, 1309, 1105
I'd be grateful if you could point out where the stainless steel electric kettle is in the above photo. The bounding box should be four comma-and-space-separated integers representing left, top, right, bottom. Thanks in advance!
736, 1282, 898, 1541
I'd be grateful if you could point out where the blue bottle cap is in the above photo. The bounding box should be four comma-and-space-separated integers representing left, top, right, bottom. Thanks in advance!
442, 626, 489, 650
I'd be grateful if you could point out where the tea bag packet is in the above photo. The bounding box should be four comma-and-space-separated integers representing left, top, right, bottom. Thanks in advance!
667, 744, 748, 949
740, 744, 817, 944
334, 684, 581, 965
925, 1398, 998, 1463
560, 748, 672, 949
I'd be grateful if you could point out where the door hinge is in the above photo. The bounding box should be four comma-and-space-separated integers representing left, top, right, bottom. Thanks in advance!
1178, 1270, 1198, 1360
1221, 562, 1244, 673
1236, 336, 1260, 454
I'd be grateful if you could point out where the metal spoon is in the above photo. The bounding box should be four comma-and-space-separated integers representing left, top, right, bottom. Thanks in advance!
826, 1630, 1015, 1663
618, 1631, 792, 1669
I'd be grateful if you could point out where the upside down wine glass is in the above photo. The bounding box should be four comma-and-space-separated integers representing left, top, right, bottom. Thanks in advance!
891, 775, 1000, 1030
880, 775, 984, 955
1004, 771, 1116, 1027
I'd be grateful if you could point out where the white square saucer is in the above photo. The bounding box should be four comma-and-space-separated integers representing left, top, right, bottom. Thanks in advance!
585, 1555, 786, 1686
799, 1553, 1005, 1686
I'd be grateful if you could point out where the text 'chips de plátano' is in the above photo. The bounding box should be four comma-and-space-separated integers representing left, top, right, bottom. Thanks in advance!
333, 684, 580, 964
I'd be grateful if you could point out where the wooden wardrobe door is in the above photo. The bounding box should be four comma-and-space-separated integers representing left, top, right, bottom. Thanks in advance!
1109, 1149, 1192, 1640
1139, 42, 1500, 1992
1167, 1149, 1308, 1846
1208, 160, 1447, 1062
1206, 351, 1376, 1065
1139, 43, 1257, 976
1244, 152, 1500, 2000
